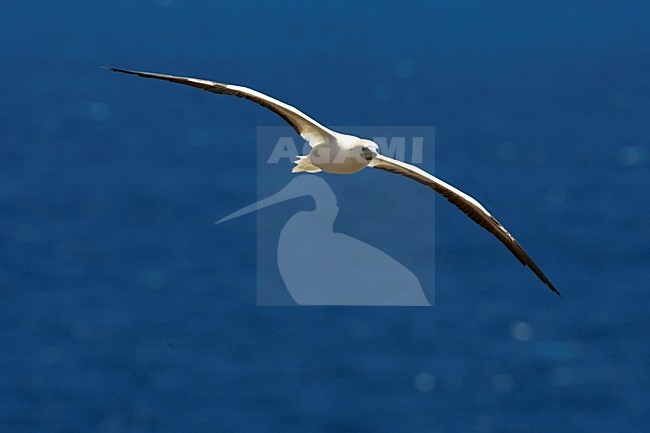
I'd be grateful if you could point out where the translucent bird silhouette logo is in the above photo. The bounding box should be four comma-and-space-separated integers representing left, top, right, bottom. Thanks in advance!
217, 176, 430, 306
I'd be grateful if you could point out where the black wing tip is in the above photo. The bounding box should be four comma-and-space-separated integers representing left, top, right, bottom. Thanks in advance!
532, 268, 561, 298
549, 285, 563, 298
104, 67, 137, 75
541, 278, 562, 298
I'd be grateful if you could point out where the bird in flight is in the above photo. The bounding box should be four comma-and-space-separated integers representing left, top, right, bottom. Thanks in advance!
109, 67, 560, 297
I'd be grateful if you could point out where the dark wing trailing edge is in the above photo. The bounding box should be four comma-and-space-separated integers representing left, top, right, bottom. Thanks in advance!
369, 154, 561, 297
107, 67, 333, 146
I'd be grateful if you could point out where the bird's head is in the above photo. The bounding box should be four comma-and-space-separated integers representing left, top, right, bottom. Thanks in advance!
359, 139, 379, 161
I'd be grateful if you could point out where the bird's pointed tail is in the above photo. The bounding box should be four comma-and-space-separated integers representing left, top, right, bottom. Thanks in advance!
292, 155, 321, 173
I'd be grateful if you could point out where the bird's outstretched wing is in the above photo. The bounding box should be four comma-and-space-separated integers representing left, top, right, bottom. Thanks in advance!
108, 68, 334, 147
369, 154, 560, 296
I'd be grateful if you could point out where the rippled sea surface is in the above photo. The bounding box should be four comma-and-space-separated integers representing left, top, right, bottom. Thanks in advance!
2, 1, 649, 432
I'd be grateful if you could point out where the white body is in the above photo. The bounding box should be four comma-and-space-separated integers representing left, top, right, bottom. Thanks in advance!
304, 134, 375, 174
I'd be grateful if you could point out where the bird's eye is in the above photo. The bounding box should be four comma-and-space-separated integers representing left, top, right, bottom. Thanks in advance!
361, 146, 369, 152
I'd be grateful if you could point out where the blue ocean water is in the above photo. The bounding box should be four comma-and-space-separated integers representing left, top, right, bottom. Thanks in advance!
1, 1, 649, 432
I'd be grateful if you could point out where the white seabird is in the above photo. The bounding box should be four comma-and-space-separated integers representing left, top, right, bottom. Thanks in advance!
109, 67, 561, 297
